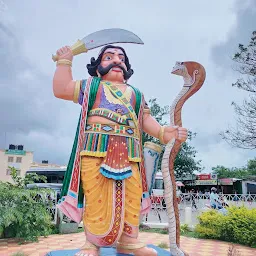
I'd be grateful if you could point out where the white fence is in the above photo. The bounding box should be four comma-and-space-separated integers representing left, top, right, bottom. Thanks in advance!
42, 193, 256, 225
150, 193, 256, 210
142, 193, 256, 226
31, 191, 58, 223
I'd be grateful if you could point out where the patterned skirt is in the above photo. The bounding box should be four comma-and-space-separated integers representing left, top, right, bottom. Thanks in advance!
80, 123, 141, 180
81, 156, 142, 247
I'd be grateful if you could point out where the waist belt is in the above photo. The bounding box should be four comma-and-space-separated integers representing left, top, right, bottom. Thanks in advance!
85, 123, 139, 139
88, 108, 134, 126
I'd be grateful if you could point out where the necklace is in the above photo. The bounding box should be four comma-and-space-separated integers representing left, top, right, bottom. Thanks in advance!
101, 81, 133, 104
101, 80, 127, 87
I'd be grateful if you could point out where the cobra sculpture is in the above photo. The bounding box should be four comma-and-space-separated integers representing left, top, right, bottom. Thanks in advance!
161, 61, 206, 256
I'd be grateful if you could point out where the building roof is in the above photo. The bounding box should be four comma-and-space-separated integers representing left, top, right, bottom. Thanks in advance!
27, 167, 66, 172
30, 162, 66, 168
0, 149, 33, 153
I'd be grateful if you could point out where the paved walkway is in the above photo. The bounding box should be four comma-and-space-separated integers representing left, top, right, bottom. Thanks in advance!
0, 232, 255, 256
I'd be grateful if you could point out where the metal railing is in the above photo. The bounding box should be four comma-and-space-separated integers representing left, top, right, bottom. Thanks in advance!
142, 193, 256, 225
31, 191, 58, 223
42, 193, 256, 225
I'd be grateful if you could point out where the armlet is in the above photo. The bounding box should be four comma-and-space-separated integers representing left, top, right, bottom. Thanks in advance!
73, 80, 81, 103
143, 108, 151, 114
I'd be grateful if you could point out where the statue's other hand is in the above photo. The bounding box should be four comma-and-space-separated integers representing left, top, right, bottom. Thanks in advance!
163, 126, 188, 143
56, 46, 73, 61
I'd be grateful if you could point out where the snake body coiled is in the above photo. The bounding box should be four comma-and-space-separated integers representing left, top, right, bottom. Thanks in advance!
161, 61, 206, 256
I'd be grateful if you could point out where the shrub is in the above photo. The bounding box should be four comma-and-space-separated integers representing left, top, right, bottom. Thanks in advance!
180, 224, 190, 235
195, 210, 224, 239
0, 168, 54, 242
221, 206, 256, 247
195, 206, 256, 247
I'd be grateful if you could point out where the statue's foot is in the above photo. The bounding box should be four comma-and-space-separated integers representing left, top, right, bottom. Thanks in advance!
116, 241, 157, 256
74, 241, 99, 256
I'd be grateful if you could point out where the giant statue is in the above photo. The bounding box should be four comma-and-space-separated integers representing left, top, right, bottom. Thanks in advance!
52, 29, 205, 256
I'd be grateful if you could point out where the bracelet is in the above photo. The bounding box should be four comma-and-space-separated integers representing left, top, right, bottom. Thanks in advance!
143, 108, 151, 114
56, 59, 72, 67
158, 126, 165, 144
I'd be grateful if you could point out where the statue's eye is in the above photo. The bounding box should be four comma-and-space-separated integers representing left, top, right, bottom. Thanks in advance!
120, 57, 125, 62
181, 62, 184, 65
104, 55, 112, 61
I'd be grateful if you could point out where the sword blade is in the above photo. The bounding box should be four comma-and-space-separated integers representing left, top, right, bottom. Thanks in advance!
82, 28, 144, 50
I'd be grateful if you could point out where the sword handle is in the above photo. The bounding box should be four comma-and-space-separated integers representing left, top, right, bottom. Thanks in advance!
52, 40, 88, 62
52, 54, 59, 62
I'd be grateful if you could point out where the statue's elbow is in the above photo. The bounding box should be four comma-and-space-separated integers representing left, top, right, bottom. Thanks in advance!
52, 78, 74, 101
53, 86, 71, 101
53, 90, 60, 99
52, 79, 63, 98
52, 85, 60, 98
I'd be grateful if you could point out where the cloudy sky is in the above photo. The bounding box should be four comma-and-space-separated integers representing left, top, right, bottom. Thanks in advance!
0, 0, 255, 171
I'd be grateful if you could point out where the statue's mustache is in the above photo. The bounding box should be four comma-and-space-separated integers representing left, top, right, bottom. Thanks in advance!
97, 63, 133, 80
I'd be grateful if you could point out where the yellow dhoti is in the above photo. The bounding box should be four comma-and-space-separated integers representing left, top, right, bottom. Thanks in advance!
81, 156, 142, 247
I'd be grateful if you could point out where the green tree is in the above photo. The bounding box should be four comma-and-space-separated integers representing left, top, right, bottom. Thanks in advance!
221, 31, 256, 149
212, 165, 249, 179
7, 166, 47, 188
143, 98, 202, 178
212, 158, 256, 179
212, 165, 235, 179
247, 158, 256, 176
174, 133, 203, 178
0, 168, 53, 242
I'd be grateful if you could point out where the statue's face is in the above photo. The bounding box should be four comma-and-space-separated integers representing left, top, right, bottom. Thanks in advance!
98, 48, 127, 83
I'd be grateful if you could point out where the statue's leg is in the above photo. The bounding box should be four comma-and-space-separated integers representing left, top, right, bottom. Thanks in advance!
117, 163, 157, 256
75, 155, 126, 255
74, 156, 103, 256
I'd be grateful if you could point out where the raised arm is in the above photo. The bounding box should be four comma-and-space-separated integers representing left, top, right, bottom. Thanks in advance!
53, 46, 77, 101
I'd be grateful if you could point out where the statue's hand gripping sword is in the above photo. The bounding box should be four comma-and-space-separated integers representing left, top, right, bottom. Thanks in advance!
161, 61, 206, 256
52, 28, 144, 62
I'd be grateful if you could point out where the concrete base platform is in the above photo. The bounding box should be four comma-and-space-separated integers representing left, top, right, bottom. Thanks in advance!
46, 244, 171, 255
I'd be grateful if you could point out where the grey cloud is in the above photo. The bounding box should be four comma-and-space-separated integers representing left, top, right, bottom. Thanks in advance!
0, 20, 79, 164
191, 132, 223, 150
0, 22, 56, 134
211, 0, 256, 69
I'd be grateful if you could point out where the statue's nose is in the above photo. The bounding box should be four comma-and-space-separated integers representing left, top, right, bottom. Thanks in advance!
112, 55, 121, 65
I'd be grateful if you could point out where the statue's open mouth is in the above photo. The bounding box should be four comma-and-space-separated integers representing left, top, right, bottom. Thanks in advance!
171, 61, 184, 75
111, 67, 123, 73
171, 67, 180, 74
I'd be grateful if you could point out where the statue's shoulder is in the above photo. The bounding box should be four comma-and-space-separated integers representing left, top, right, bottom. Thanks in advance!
127, 84, 143, 97
81, 76, 101, 92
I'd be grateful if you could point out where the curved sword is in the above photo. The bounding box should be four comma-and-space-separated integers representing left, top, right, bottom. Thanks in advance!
52, 28, 144, 62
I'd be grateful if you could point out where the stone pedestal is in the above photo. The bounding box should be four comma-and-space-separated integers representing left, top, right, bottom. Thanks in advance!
46, 244, 171, 255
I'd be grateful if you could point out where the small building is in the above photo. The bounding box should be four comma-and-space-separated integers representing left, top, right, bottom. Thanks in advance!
0, 144, 33, 183
26, 161, 67, 184
241, 178, 256, 194
180, 173, 218, 193
218, 178, 242, 194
